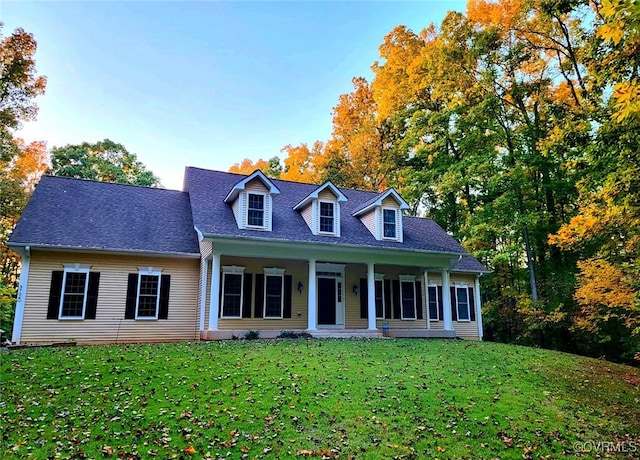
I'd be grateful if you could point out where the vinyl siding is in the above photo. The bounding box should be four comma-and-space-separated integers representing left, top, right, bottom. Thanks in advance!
359, 209, 376, 238
318, 189, 337, 200
21, 250, 199, 344
301, 204, 313, 232
425, 272, 479, 339
241, 179, 270, 230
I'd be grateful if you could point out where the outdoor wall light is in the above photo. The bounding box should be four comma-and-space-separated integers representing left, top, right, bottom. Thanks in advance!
352, 284, 359, 295
297, 281, 304, 293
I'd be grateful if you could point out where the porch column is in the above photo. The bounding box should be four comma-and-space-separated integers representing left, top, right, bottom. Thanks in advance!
441, 269, 453, 331
199, 257, 209, 331
423, 271, 430, 329
307, 259, 317, 330
208, 253, 221, 330
11, 248, 31, 344
367, 262, 376, 330
475, 275, 484, 340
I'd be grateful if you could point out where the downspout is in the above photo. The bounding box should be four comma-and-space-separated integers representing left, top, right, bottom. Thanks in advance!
12, 245, 31, 345
475, 273, 484, 341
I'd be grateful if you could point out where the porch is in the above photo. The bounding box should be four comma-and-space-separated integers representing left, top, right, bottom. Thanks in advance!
200, 328, 457, 340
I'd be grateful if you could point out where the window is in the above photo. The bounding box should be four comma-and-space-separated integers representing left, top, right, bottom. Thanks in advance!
319, 201, 335, 233
399, 277, 416, 319
136, 272, 161, 319
59, 268, 90, 319
428, 285, 439, 321
247, 193, 265, 227
264, 268, 285, 318
222, 268, 244, 318
375, 280, 384, 319
456, 286, 470, 321
383, 209, 397, 238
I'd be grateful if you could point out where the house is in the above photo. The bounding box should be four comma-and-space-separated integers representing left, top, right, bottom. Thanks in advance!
8, 167, 488, 344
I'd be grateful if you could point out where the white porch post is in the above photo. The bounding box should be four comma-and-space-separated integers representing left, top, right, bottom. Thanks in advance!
11, 248, 30, 344
367, 262, 376, 330
475, 275, 484, 340
441, 269, 453, 331
423, 271, 430, 329
307, 259, 317, 330
199, 257, 209, 331
208, 253, 221, 330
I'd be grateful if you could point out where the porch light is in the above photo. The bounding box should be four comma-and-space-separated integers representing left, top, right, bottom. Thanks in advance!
352, 284, 359, 295
297, 281, 304, 293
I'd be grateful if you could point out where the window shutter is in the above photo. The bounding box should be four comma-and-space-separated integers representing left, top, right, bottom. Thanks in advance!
392, 280, 401, 319
450, 286, 458, 321
242, 274, 253, 318
47, 271, 64, 319
85, 272, 100, 320
468, 287, 476, 321
125, 274, 138, 319
283, 275, 292, 318
415, 281, 423, 320
437, 285, 444, 321
359, 278, 368, 319
218, 274, 223, 318
254, 274, 264, 318
384, 279, 392, 319
159, 275, 171, 320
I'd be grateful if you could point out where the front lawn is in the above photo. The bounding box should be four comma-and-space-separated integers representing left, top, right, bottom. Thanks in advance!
1, 339, 639, 459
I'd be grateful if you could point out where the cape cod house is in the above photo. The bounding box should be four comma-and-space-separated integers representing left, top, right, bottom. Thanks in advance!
8, 168, 488, 344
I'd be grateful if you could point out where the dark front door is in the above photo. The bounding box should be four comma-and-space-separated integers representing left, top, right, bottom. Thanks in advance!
317, 278, 336, 325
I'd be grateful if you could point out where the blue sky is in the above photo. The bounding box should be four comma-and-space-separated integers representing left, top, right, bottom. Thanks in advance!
3, 1, 466, 190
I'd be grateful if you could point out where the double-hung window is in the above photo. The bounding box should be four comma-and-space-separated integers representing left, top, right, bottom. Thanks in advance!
59, 266, 90, 319
264, 268, 285, 318
428, 285, 439, 321
222, 266, 244, 318
399, 275, 416, 319
247, 193, 265, 227
319, 201, 335, 233
383, 209, 397, 239
456, 286, 471, 321
136, 270, 162, 319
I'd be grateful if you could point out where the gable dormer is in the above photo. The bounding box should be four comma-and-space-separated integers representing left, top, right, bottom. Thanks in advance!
224, 170, 280, 231
293, 181, 347, 237
352, 189, 409, 242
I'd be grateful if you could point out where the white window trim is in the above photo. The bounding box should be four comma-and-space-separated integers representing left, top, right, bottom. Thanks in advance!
318, 200, 336, 235
58, 264, 91, 320
263, 268, 285, 319
455, 284, 471, 322
246, 191, 267, 229
427, 283, 440, 321
399, 275, 416, 320
221, 266, 245, 319
135, 267, 162, 320
382, 207, 398, 240
374, 273, 385, 319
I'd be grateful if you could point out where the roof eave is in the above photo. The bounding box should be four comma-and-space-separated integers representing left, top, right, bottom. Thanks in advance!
7, 242, 201, 259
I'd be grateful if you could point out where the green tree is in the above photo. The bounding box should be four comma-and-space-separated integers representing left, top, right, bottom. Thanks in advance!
49, 139, 161, 186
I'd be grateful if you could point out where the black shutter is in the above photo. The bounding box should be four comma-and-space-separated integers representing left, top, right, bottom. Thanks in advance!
415, 281, 423, 320
254, 274, 264, 318
218, 274, 223, 318
468, 287, 476, 321
125, 273, 138, 319
384, 279, 392, 319
392, 280, 401, 319
159, 275, 171, 320
85, 272, 100, 320
437, 285, 444, 321
47, 271, 64, 319
283, 275, 292, 318
359, 278, 368, 319
450, 286, 458, 321
242, 274, 253, 318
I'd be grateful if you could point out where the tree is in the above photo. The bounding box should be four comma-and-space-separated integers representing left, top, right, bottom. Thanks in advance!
229, 156, 282, 178
48, 139, 161, 186
279, 142, 322, 183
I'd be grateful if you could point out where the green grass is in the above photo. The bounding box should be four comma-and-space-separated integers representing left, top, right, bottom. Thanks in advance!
1, 339, 639, 459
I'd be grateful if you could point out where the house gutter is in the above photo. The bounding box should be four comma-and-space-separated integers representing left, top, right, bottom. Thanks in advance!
11, 245, 30, 345
7, 243, 200, 259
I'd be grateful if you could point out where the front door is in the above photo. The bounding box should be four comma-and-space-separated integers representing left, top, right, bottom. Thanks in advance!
318, 278, 336, 325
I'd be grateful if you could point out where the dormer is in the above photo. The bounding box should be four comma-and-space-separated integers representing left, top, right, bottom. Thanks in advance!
352, 189, 409, 242
224, 170, 280, 231
293, 181, 348, 237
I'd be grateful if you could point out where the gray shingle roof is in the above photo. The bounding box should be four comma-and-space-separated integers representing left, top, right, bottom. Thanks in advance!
184, 168, 486, 271
9, 176, 200, 255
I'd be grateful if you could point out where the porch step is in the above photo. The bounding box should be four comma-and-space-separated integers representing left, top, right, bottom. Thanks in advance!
310, 329, 383, 339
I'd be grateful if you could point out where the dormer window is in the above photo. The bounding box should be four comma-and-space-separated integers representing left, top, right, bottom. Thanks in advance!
319, 202, 335, 233
383, 209, 397, 239
247, 193, 265, 227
